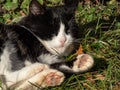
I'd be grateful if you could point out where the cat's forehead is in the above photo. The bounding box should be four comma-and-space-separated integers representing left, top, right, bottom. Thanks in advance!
45, 6, 74, 24
46, 6, 66, 18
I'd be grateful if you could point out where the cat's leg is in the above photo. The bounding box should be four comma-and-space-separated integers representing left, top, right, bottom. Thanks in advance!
3, 63, 64, 90
72, 54, 94, 73
37, 54, 78, 73
14, 69, 64, 90
5, 63, 48, 88
37, 53, 94, 74
51, 54, 94, 74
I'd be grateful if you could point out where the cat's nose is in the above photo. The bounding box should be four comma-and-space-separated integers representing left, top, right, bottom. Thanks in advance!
59, 37, 66, 46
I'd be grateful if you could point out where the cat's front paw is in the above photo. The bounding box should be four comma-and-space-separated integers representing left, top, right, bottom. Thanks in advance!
72, 54, 94, 73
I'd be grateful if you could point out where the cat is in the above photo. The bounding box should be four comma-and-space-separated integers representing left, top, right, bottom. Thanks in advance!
0, 0, 94, 90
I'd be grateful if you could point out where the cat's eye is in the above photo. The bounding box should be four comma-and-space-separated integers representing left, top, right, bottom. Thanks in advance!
66, 30, 71, 34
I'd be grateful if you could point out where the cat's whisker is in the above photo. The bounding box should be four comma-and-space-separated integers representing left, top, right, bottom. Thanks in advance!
74, 38, 82, 41
51, 48, 60, 55
67, 39, 81, 43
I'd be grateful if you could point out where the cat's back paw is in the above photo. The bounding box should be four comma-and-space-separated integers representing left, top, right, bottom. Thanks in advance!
42, 69, 65, 87
16, 69, 65, 90
72, 54, 94, 73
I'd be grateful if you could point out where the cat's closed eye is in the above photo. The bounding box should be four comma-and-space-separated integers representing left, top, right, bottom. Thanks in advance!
64, 24, 70, 34
52, 18, 60, 25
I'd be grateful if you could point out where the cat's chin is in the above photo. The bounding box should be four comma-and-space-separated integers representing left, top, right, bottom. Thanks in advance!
52, 44, 74, 56
40, 39, 74, 56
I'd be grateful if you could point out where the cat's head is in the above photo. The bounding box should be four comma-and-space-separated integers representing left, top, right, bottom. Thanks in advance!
20, 0, 79, 56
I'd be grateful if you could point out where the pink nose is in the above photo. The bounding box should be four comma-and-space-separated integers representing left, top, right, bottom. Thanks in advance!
59, 38, 66, 46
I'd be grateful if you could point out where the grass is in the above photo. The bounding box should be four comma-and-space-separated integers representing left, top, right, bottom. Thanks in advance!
0, 0, 120, 90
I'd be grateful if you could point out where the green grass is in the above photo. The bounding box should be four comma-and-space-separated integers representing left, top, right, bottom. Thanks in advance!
0, 0, 120, 90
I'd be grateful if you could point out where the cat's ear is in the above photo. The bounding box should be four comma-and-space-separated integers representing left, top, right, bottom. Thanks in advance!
63, 0, 79, 7
29, 0, 45, 15
63, 0, 79, 14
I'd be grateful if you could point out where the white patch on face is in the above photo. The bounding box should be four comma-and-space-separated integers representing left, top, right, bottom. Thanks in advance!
40, 22, 74, 56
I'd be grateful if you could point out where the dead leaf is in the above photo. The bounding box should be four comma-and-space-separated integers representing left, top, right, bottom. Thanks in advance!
95, 74, 105, 80
20, 11, 26, 16
6, 19, 11, 24
76, 45, 83, 55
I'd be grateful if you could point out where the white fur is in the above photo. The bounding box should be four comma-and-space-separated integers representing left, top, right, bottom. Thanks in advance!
0, 42, 17, 74
0, 47, 11, 74
39, 22, 74, 56
24, 60, 32, 66
38, 54, 63, 64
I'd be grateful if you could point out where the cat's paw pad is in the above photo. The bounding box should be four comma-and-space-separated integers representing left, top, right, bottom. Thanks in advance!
42, 70, 65, 87
72, 54, 94, 73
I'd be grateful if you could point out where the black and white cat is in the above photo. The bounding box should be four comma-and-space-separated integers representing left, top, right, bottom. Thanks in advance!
0, 0, 94, 90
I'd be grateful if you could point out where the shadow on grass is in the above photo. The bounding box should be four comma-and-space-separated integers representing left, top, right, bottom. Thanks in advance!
92, 57, 108, 72
78, 14, 120, 38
